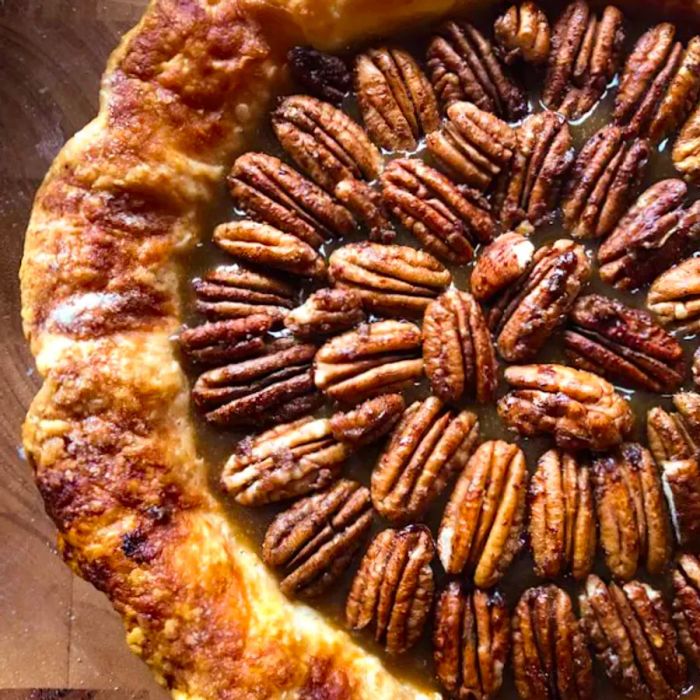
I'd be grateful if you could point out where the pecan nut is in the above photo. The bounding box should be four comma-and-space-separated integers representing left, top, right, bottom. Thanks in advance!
423, 290, 498, 403
672, 554, 700, 666
346, 525, 434, 654
648, 256, 700, 332
529, 449, 595, 580
354, 47, 440, 151
329, 241, 451, 317
494, 2, 551, 65
673, 101, 700, 183
647, 392, 700, 462
287, 46, 350, 104
512, 585, 593, 700
284, 288, 365, 339
543, 2, 624, 119
314, 320, 423, 404
437, 440, 527, 588
564, 294, 685, 392
580, 575, 687, 700
262, 479, 372, 598
433, 582, 509, 700
381, 158, 495, 264
329, 393, 405, 447
498, 364, 634, 451
334, 178, 396, 243
371, 397, 479, 523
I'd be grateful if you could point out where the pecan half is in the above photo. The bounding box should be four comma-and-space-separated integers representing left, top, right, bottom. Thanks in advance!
262, 479, 372, 598
284, 288, 365, 339
529, 449, 595, 580
494, 2, 551, 65
647, 392, 700, 463
354, 47, 440, 151
672, 554, 700, 666
381, 158, 495, 264
673, 101, 700, 183
427, 20, 527, 119
272, 95, 383, 192
564, 294, 685, 392
543, 2, 624, 119
512, 585, 593, 700
371, 397, 479, 523
423, 290, 497, 403
648, 256, 700, 332
562, 125, 650, 239
598, 179, 700, 290
346, 525, 434, 654
580, 575, 687, 700
329, 393, 405, 447
437, 440, 527, 588
334, 178, 396, 243
314, 320, 423, 404
498, 364, 634, 451
433, 583, 509, 700
288, 46, 351, 105
329, 242, 451, 317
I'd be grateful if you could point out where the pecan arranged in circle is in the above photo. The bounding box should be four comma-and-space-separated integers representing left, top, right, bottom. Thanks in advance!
494, 1, 551, 65
433, 582, 509, 700
334, 178, 396, 243
427, 20, 527, 119
287, 46, 351, 105
262, 479, 372, 598
329, 393, 405, 447
672, 554, 700, 667
673, 101, 700, 183
564, 294, 685, 392
371, 397, 479, 523
499, 364, 634, 451
529, 449, 595, 580
346, 525, 434, 654
284, 288, 365, 339
647, 392, 700, 463
314, 320, 423, 404
438, 440, 527, 587
354, 47, 440, 151
381, 158, 495, 264
648, 256, 700, 332
580, 575, 687, 700
543, 1, 624, 120
423, 289, 497, 403
512, 585, 593, 700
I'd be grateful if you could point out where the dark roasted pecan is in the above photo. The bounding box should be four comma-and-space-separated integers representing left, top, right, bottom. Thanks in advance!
543, 1, 624, 119
512, 585, 593, 700
647, 392, 700, 462
598, 179, 700, 290
262, 479, 372, 597
423, 289, 497, 403
433, 583, 509, 700
529, 449, 595, 580
673, 101, 700, 182
499, 364, 634, 451
371, 397, 479, 523
272, 95, 383, 192
287, 46, 351, 105
672, 554, 700, 666
329, 241, 451, 317
494, 2, 551, 65
381, 158, 495, 264
438, 440, 527, 587
427, 20, 527, 119
648, 256, 700, 332
334, 178, 396, 243
695, 346, 700, 388
580, 575, 687, 700
346, 525, 434, 654
284, 288, 365, 339
593, 443, 672, 580
354, 47, 440, 151
661, 458, 700, 552
564, 294, 685, 392
330, 393, 405, 447
562, 125, 650, 239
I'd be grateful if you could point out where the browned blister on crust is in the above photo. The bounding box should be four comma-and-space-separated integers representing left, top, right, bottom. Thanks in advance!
371, 397, 479, 523
494, 2, 551, 66
437, 440, 527, 588
673, 554, 700, 667
433, 582, 509, 700
512, 585, 593, 700
330, 393, 405, 447
346, 525, 434, 654
334, 178, 396, 243
648, 256, 700, 333
529, 449, 595, 580
284, 288, 365, 339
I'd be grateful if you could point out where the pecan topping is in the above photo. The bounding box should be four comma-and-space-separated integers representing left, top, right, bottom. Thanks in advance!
489, 239, 590, 362
329, 242, 451, 317
648, 256, 700, 333
427, 20, 527, 119
673, 101, 700, 183
437, 440, 527, 587
672, 554, 700, 666
494, 2, 551, 65
529, 449, 595, 580
660, 458, 700, 552
580, 575, 687, 700
564, 294, 685, 392
329, 393, 405, 447
381, 158, 495, 264
314, 320, 423, 404
593, 443, 672, 580
354, 47, 440, 151
423, 290, 497, 403
288, 46, 351, 105
694, 346, 700, 388
513, 585, 593, 700
272, 95, 383, 192
262, 479, 372, 598
647, 392, 700, 463
499, 364, 634, 451
433, 582, 509, 700
284, 288, 365, 339
562, 125, 650, 240
346, 525, 434, 654
543, 2, 624, 120
598, 179, 700, 290
334, 178, 396, 243
371, 397, 479, 523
